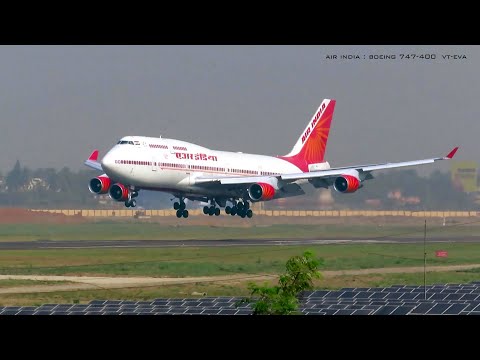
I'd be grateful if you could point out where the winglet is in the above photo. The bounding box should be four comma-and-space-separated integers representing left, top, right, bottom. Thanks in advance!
88, 150, 99, 161
445, 147, 459, 159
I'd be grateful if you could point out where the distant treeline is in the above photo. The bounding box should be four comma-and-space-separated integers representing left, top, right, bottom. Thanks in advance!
0, 161, 477, 210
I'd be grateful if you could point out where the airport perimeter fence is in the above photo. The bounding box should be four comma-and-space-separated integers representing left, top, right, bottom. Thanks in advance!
29, 209, 479, 218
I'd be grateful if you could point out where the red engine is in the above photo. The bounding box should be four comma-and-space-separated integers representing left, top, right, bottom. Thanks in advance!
248, 183, 275, 201
88, 175, 112, 194
333, 175, 360, 193
109, 183, 130, 201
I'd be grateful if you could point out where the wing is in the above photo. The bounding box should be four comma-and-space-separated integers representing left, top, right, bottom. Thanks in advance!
194, 147, 458, 188
84, 150, 103, 171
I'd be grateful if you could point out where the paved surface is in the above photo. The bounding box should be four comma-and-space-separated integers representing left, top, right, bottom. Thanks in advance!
1, 236, 480, 250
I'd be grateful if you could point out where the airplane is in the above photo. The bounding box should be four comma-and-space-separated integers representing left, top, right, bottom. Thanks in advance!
84, 99, 458, 219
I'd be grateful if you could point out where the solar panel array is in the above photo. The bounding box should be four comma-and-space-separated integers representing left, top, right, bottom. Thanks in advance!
2, 282, 480, 315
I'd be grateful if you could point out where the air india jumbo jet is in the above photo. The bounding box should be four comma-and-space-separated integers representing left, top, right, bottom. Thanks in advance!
85, 99, 458, 219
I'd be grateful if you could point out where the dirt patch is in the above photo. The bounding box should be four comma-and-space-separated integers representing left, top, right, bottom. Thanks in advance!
0, 208, 87, 224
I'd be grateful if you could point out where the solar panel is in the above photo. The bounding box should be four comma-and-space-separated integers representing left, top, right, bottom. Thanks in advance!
17, 310, 37, 315
234, 309, 252, 315
89, 300, 106, 305
428, 293, 448, 301
69, 311, 86, 315
369, 293, 387, 299
184, 308, 204, 314
399, 292, 421, 300
338, 291, 356, 299
390, 306, 415, 315
104, 300, 122, 305
410, 303, 435, 314
120, 311, 138, 315
373, 306, 398, 315
34, 310, 53, 315
445, 293, 463, 301
427, 303, 452, 315
168, 307, 187, 314
353, 309, 374, 315
218, 309, 238, 315
333, 309, 355, 315
385, 292, 403, 300
353, 291, 371, 299
443, 303, 468, 315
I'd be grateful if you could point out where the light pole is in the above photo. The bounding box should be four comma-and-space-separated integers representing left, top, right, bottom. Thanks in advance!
424, 219, 427, 300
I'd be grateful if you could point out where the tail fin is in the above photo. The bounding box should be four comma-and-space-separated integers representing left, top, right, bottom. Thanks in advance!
278, 99, 336, 172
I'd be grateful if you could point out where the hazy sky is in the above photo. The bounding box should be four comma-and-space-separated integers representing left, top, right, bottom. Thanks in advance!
0, 45, 477, 175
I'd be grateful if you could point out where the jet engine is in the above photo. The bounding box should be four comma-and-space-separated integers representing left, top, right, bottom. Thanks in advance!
109, 183, 130, 201
88, 175, 112, 194
333, 175, 361, 193
248, 183, 275, 201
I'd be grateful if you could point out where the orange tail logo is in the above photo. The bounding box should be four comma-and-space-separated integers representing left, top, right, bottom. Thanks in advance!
278, 99, 336, 172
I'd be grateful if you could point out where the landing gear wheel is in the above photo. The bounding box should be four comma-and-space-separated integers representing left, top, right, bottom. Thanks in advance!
176, 209, 183, 218
230, 207, 237, 216
225, 206, 231, 215
246, 209, 253, 218
179, 202, 186, 211
125, 201, 131, 208
215, 208, 220, 216
240, 211, 246, 218
174, 202, 180, 210
182, 210, 189, 218
208, 206, 215, 216
203, 206, 209, 215
130, 199, 136, 208
244, 202, 250, 210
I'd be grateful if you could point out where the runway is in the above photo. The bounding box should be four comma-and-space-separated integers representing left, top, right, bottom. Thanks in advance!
1, 236, 480, 250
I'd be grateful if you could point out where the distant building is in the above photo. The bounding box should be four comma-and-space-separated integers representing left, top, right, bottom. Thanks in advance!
451, 161, 478, 193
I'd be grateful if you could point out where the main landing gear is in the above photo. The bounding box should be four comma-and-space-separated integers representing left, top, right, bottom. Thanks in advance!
124, 190, 139, 208
225, 200, 253, 218
203, 205, 221, 216
173, 198, 189, 218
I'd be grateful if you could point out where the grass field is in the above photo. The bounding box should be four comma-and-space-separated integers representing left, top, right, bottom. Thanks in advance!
1, 221, 480, 241
1, 243, 480, 277
0, 221, 479, 306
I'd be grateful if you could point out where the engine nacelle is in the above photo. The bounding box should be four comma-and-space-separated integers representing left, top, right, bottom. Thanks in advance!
333, 175, 360, 193
248, 183, 275, 202
89, 175, 112, 194
109, 183, 130, 201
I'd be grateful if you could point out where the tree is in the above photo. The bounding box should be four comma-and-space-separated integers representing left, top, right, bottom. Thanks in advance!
238, 251, 322, 315
5, 160, 22, 192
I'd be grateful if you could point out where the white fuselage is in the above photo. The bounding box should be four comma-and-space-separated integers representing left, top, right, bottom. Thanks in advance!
100, 136, 305, 197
